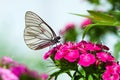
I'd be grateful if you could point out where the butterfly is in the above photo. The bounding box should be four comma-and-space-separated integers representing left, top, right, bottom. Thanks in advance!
24, 11, 60, 50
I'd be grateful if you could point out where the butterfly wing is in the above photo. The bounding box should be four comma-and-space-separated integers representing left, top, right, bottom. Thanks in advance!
24, 11, 57, 50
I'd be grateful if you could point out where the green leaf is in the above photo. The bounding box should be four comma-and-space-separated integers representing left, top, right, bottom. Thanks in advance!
71, 10, 117, 23
110, 11, 120, 21
70, 13, 92, 18
114, 41, 120, 60
87, 10, 116, 22
72, 75, 81, 80
88, 0, 100, 4
82, 24, 97, 39
88, 75, 93, 80
48, 69, 70, 80
70, 11, 120, 26
48, 70, 62, 80
94, 21, 120, 26
82, 23, 120, 39
79, 78, 84, 80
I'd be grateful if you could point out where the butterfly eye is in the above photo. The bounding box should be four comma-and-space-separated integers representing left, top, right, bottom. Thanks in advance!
24, 11, 60, 50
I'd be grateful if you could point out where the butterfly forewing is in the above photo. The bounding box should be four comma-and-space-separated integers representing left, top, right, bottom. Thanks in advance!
24, 11, 57, 50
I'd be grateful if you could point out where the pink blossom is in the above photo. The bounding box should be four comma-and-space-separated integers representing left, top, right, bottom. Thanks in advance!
59, 23, 75, 35
63, 42, 75, 49
55, 50, 67, 60
44, 45, 61, 60
1, 56, 13, 65
40, 73, 48, 80
78, 53, 96, 67
78, 41, 101, 52
44, 49, 55, 60
96, 52, 115, 62
102, 62, 120, 80
84, 42, 101, 51
0, 68, 19, 80
106, 62, 120, 74
81, 18, 92, 28
97, 44, 109, 50
55, 42, 78, 61
30, 70, 41, 78
11, 64, 29, 77
65, 23, 75, 31
117, 65, 120, 74
102, 70, 119, 80
64, 50, 80, 62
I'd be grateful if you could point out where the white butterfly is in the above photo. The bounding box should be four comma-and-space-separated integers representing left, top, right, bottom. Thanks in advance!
24, 11, 60, 50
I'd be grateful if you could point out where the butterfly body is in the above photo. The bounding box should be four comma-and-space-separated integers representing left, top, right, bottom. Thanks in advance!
24, 11, 60, 50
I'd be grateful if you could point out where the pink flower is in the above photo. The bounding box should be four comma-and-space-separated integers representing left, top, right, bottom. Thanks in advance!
96, 44, 109, 50
106, 62, 120, 74
64, 50, 79, 62
40, 73, 48, 80
55, 50, 67, 60
63, 42, 75, 49
81, 18, 92, 28
44, 49, 55, 60
1, 56, 13, 65
0, 68, 19, 80
29, 70, 41, 78
11, 64, 29, 77
59, 23, 75, 35
102, 62, 120, 80
54, 42, 72, 60
65, 23, 75, 30
96, 52, 115, 62
78, 53, 96, 67
44, 45, 61, 60
78, 41, 101, 52
102, 70, 119, 80
85, 43, 101, 51
117, 65, 120, 74
55, 42, 79, 62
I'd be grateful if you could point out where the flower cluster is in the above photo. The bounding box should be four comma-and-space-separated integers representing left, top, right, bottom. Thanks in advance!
102, 62, 120, 80
0, 56, 48, 80
44, 40, 120, 80
44, 41, 109, 66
